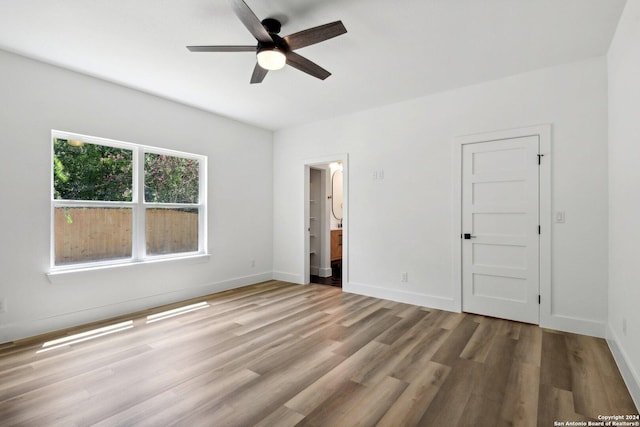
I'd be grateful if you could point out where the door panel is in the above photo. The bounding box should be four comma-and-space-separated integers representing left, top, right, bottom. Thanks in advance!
473, 212, 526, 236
472, 274, 527, 302
462, 136, 540, 324
473, 243, 527, 269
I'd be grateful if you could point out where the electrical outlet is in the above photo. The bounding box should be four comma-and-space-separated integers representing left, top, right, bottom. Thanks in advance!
0, 297, 6, 314
623, 317, 627, 335
555, 211, 565, 223
401, 272, 408, 283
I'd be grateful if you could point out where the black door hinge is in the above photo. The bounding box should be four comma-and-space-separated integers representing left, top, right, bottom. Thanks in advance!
538, 154, 544, 165
538, 225, 541, 234
538, 295, 541, 304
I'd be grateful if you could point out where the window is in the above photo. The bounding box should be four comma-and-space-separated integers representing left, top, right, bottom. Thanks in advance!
51, 131, 206, 270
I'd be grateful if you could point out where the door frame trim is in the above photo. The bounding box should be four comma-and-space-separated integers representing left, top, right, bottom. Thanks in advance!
451, 124, 551, 326
303, 154, 349, 286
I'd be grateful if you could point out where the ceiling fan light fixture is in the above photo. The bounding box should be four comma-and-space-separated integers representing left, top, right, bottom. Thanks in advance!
257, 47, 286, 71
186, 1, 347, 83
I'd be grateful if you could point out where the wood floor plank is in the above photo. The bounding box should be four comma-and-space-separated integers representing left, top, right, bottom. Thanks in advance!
247, 334, 340, 376
233, 294, 341, 338
93, 389, 190, 427
460, 320, 499, 363
431, 315, 479, 366
331, 309, 402, 357
0, 281, 635, 427
285, 340, 389, 416
231, 289, 334, 333
540, 330, 573, 390
330, 375, 407, 426
0, 344, 152, 403
428, 310, 466, 330
376, 361, 450, 427
389, 325, 452, 382
495, 318, 522, 339
499, 361, 540, 427
373, 307, 429, 345
472, 334, 518, 402
350, 314, 441, 387
537, 383, 558, 427
459, 392, 502, 427
537, 384, 596, 426
255, 405, 305, 427
565, 332, 613, 419
155, 368, 260, 423
0, 373, 95, 426
417, 358, 485, 426
124, 371, 262, 427
514, 322, 542, 367
588, 337, 638, 414
180, 348, 344, 426
293, 379, 367, 426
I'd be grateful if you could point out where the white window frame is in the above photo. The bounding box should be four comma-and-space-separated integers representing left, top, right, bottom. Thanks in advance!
50, 130, 207, 272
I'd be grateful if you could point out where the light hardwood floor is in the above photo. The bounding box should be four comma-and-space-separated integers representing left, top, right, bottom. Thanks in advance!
0, 281, 637, 426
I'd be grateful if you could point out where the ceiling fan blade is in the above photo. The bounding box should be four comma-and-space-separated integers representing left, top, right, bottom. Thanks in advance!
250, 62, 268, 84
229, 0, 273, 43
286, 51, 331, 80
284, 21, 347, 50
187, 45, 256, 52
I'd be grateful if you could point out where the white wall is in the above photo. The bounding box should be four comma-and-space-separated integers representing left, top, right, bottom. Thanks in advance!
0, 50, 273, 343
274, 57, 609, 337
607, 0, 640, 407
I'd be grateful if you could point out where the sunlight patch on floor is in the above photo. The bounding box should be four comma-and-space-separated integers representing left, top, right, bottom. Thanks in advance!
146, 302, 209, 324
37, 320, 134, 353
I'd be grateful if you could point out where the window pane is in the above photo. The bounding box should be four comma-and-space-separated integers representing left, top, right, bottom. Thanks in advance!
144, 153, 199, 203
54, 207, 132, 265
53, 138, 133, 201
146, 208, 198, 255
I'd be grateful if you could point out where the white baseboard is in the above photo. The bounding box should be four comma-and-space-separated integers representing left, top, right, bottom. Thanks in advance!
0, 272, 273, 344
272, 271, 305, 284
607, 325, 640, 411
318, 267, 332, 278
344, 282, 457, 312
541, 313, 606, 338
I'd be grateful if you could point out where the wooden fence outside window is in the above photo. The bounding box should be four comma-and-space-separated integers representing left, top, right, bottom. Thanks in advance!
54, 208, 198, 265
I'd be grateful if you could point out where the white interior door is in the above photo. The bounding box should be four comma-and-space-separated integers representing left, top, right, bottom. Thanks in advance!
462, 136, 540, 324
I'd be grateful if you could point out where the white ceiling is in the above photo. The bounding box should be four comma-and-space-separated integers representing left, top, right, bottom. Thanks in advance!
0, 0, 627, 131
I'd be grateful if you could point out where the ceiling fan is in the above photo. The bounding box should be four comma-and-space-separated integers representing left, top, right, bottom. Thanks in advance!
187, 0, 347, 84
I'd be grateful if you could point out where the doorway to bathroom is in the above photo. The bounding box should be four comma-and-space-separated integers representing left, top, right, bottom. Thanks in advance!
304, 154, 348, 288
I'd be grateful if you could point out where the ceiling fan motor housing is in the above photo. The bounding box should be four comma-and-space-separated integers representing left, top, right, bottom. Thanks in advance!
258, 18, 287, 54
261, 18, 282, 34
258, 33, 288, 54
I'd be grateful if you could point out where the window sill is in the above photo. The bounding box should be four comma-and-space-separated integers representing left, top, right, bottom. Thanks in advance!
46, 254, 211, 284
